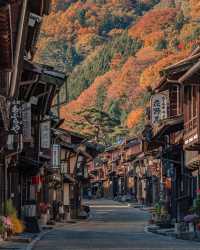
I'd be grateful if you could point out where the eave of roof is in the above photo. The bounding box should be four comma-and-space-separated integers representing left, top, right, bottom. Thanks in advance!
153, 115, 184, 140
179, 60, 200, 84
30, 0, 51, 16
155, 48, 200, 91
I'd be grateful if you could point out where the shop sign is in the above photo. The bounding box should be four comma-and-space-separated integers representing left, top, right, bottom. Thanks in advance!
22, 103, 32, 142
61, 162, 68, 174
10, 100, 22, 134
29, 13, 42, 27
7, 134, 14, 150
40, 121, 51, 149
76, 155, 85, 177
52, 144, 60, 168
151, 93, 168, 125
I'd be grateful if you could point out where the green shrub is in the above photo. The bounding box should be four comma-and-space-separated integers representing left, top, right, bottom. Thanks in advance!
5, 199, 16, 216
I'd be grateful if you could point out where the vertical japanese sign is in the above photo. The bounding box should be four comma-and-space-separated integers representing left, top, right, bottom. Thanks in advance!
22, 103, 32, 142
150, 93, 168, 125
61, 162, 68, 174
10, 100, 22, 134
40, 121, 51, 149
52, 144, 60, 168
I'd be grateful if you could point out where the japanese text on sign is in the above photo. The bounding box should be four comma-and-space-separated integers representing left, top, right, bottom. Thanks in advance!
151, 93, 168, 125
10, 100, 22, 135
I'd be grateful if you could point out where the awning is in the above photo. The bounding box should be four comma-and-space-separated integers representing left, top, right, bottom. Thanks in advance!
153, 115, 183, 139
23, 60, 42, 74
179, 60, 200, 83
30, 0, 51, 16
17, 157, 43, 175
63, 174, 76, 183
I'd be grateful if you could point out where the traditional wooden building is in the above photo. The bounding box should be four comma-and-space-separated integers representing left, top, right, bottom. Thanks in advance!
142, 48, 200, 220
89, 138, 143, 200
0, 0, 51, 215
122, 138, 143, 198
47, 129, 100, 219
16, 64, 65, 218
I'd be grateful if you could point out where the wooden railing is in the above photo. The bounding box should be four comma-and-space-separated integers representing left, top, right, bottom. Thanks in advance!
184, 116, 197, 135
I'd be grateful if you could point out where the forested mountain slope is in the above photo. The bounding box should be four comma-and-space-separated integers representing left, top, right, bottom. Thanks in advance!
35, 0, 200, 144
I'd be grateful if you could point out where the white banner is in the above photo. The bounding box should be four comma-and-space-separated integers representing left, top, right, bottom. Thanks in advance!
151, 93, 168, 125
40, 121, 51, 149
52, 144, 60, 168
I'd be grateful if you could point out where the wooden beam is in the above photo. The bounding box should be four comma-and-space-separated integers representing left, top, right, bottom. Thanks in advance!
179, 60, 200, 83
9, 0, 28, 98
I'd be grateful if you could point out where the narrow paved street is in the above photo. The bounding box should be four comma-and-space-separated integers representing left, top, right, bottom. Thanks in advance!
34, 199, 200, 250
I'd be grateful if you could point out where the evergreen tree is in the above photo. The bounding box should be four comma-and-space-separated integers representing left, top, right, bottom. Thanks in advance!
96, 86, 107, 111
175, 11, 185, 31
67, 32, 142, 100
108, 100, 122, 121
72, 108, 121, 145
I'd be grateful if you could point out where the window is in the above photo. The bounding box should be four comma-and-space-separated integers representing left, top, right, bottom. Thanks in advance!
184, 85, 198, 123
170, 86, 179, 117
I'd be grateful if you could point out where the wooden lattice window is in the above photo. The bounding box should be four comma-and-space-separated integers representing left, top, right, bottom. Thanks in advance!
170, 86, 179, 117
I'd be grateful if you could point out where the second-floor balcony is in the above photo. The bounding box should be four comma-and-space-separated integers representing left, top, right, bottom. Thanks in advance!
183, 85, 200, 150
152, 114, 184, 139
184, 116, 199, 150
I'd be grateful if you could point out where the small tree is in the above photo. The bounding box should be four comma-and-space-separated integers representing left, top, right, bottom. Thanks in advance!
175, 11, 185, 31
155, 39, 168, 51
73, 108, 122, 145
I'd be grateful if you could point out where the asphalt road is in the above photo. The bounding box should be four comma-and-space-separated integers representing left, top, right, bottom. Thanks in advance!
34, 199, 200, 250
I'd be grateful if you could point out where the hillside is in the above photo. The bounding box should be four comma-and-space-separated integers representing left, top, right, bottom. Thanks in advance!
35, 0, 200, 144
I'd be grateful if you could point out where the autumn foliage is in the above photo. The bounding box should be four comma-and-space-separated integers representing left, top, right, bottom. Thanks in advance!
36, 0, 200, 138
127, 108, 144, 129
128, 8, 177, 40
140, 49, 189, 88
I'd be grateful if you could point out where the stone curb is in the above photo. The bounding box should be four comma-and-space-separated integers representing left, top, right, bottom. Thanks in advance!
26, 229, 53, 250
145, 225, 200, 245
144, 225, 175, 240
25, 220, 86, 250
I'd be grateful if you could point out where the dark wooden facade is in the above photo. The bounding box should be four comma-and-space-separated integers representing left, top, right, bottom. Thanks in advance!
0, 0, 51, 215
143, 48, 200, 220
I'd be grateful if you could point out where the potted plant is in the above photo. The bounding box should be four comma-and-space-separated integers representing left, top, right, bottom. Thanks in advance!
196, 221, 200, 239
0, 218, 5, 240
39, 203, 49, 225
4, 199, 24, 235
184, 197, 200, 237
154, 202, 161, 222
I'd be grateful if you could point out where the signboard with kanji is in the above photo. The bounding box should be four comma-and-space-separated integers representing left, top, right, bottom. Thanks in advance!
52, 144, 61, 168
150, 93, 168, 125
40, 121, 51, 149
10, 100, 22, 135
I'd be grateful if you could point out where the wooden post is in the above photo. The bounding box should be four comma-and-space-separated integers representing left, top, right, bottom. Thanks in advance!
9, 0, 28, 98
4, 157, 8, 214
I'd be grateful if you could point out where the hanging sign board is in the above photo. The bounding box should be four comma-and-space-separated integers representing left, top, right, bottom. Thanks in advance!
40, 121, 51, 149
61, 162, 68, 174
22, 103, 32, 142
10, 100, 22, 135
29, 13, 42, 27
52, 144, 61, 168
150, 93, 168, 125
